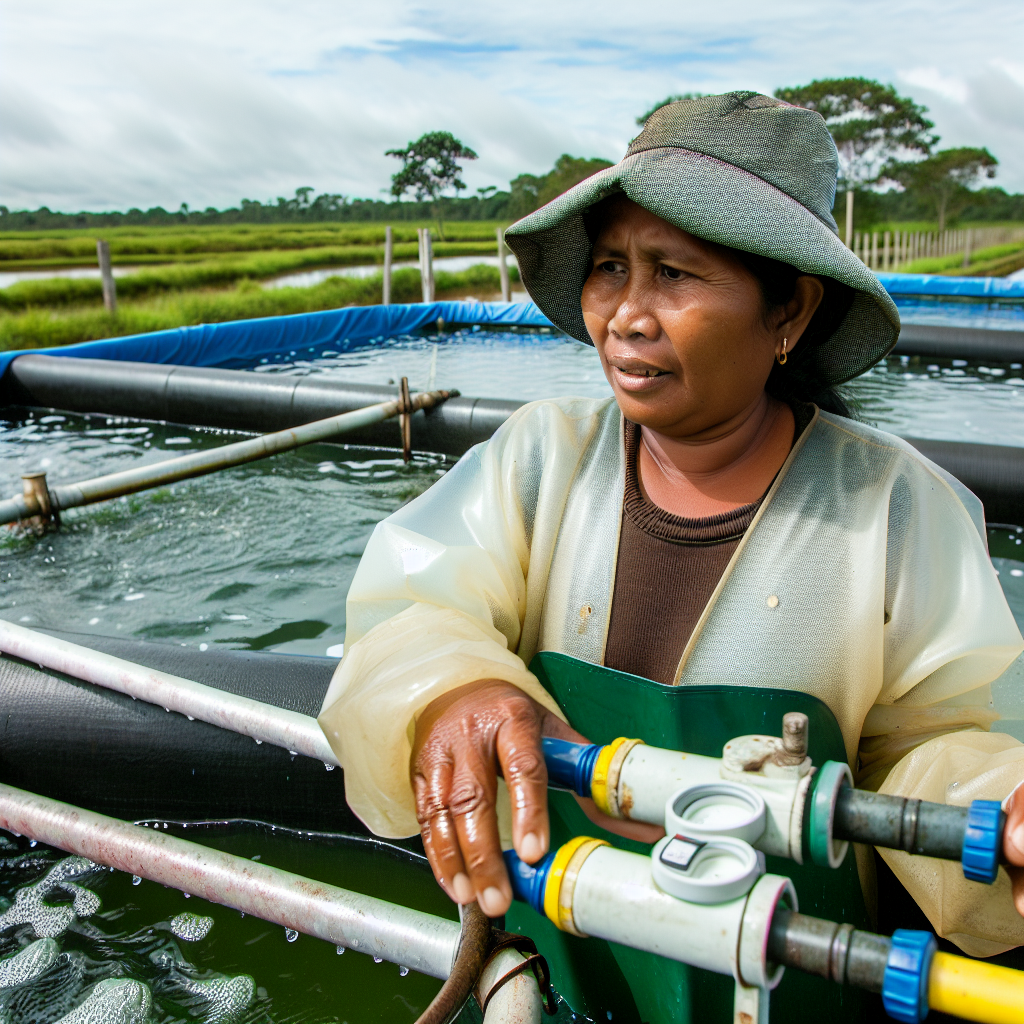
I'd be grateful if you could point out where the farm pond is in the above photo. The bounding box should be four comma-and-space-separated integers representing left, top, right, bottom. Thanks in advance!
0, 311, 1023, 1022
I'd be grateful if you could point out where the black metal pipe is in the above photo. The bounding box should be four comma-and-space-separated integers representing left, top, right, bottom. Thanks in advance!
4, 356, 1024, 523
894, 324, 1024, 363
767, 907, 891, 993
833, 788, 976, 861
0, 355, 521, 458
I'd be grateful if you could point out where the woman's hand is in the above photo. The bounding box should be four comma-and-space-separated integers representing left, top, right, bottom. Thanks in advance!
1003, 785, 1024, 915
410, 679, 585, 917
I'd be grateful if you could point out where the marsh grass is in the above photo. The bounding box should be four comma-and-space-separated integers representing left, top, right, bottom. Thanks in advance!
0, 240, 500, 310
0, 264, 521, 352
0, 221, 505, 266
899, 241, 1024, 277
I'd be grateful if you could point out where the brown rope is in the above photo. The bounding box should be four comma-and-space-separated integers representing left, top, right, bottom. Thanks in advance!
477, 930, 557, 1017
414, 901, 492, 1024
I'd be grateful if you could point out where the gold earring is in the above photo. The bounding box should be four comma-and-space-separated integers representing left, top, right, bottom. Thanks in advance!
777, 337, 788, 365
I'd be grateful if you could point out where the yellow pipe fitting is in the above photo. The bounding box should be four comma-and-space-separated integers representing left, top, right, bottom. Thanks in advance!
542, 836, 608, 934
929, 950, 1024, 1024
591, 737, 641, 816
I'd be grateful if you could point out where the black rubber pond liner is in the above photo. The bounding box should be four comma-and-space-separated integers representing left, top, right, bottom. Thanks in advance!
0, 630, 366, 835
894, 323, 1024, 362
3, 353, 1024, 525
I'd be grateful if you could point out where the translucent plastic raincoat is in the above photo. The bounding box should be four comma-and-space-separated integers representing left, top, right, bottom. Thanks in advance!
319, 397, 1024, 955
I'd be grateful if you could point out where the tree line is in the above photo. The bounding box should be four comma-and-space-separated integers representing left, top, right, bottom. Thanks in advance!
2, 78, 1020, 233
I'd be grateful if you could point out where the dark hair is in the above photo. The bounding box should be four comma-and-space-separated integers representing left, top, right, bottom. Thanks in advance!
726, 248, 856, 418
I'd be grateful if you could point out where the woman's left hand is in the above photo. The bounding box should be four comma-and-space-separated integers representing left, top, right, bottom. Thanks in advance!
1002, 785, 1024, 915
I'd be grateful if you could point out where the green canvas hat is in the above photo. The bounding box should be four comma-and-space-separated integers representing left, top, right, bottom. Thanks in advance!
504, 91, 900, 389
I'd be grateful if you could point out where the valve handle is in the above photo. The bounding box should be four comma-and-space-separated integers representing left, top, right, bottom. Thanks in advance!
882, 929, 937, 1023
962, 799, 1003, 884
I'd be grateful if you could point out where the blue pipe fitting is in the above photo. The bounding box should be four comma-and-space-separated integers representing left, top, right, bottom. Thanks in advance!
961, 799, 1003, 884
503, 848, 555, 915
882, 929, 937, 1023
541, 737, 601, 798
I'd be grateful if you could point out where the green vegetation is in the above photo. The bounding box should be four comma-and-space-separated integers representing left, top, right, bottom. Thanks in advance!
773, 79, 935, 189
880, 147, 998, 230
386, 132, 479, 238
507, 155, 614, 220
0, 239, 499, 309
0, 263, 520, 353
900, 241, 1024, 278
0, 221, 503, 268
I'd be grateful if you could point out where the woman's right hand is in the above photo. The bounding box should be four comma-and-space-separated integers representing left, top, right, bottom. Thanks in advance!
410, 679, 584, 918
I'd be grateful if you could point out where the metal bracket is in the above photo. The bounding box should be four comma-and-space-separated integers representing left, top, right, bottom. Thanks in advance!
399, 376, 412, 463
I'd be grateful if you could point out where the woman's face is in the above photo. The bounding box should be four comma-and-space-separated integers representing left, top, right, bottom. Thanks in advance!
581, 197, 820, 439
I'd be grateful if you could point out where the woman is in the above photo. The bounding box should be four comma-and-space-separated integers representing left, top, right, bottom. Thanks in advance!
319, 92, 1024, 957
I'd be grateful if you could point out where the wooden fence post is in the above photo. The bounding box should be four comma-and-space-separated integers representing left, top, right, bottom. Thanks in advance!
871, 232, 878, 270
382, 226, 393, 305
496, 227, 511, 302
418, 228, 434, 303
96, 240, 117, 313
418, 228, 435, 303
845, 190, 854, 248
883, 231, 891, 271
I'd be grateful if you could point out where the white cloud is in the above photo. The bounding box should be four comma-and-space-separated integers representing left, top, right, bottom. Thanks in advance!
1, 0, 1022, 209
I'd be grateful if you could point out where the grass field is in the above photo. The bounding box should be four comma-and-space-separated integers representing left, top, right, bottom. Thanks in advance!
902, 240, 1024, 277
0, 264, 520, 352
2, 216, 1021, 356
0, 219, 520, 350
0, 221, 504, 268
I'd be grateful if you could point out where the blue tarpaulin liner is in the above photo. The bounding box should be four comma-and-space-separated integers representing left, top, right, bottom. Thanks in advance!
0, 300, 555, 378
876, 273, 1024, 299
0, 275, 1022, 378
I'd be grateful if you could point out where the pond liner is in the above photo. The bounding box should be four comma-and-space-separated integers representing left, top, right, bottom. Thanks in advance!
0, 301, 558, 378
0, 630, 366, 835
3, 353, 1024, 524
876, 273, 1024, 300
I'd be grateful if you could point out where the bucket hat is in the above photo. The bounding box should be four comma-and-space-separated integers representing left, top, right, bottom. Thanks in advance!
504, 91, 900, 389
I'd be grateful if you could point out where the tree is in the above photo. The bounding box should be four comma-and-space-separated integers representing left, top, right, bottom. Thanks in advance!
386, 131, 478, 238
636, 92, 709, 126
774, 77, 935, 242
508, 154, 614, 219
880, 147, 998, 230
774, 78, 935, 188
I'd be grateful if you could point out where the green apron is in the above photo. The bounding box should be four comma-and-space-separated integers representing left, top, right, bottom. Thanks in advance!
505, 652, 872, 1024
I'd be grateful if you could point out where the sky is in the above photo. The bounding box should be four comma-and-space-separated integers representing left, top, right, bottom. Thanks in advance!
2, 0, 1023, 212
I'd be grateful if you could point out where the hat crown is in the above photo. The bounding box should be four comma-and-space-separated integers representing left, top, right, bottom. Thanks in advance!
628, 92, 839, 230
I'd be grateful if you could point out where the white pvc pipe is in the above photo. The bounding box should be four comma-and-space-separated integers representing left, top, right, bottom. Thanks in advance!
0, 781, 456, 977
616, 746, 806, 858
0, 780, 542, 1022
568, 845, 796, 994
477, 949, 544, 1024
571, 845, 747, 976
0, 620, 339, 765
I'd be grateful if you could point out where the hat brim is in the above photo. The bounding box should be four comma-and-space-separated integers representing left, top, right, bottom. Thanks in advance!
505, 147, 900, 390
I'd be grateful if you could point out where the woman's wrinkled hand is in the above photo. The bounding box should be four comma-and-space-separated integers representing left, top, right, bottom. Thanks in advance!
410, 679, 585, 918
1003, 785, 1024, 915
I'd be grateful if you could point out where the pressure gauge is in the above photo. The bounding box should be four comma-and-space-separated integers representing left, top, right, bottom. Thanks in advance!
665, 782, 767, 845
651, 833, 763, 905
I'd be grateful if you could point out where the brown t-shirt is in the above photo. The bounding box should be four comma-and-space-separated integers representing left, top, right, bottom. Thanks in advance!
604, 406, 814, 685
